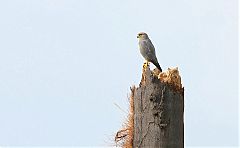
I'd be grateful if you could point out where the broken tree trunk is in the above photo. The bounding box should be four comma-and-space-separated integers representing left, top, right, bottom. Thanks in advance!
133, 65, 184, 148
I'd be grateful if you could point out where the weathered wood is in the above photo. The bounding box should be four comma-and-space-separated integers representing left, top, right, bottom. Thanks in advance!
133, 66, 184, 148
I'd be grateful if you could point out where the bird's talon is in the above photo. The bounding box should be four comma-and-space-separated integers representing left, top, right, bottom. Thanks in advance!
143, 62, 149, 69
143, 62, 148, 69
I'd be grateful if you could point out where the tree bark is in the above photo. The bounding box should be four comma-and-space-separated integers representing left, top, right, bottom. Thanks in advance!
133, 66, 184, 148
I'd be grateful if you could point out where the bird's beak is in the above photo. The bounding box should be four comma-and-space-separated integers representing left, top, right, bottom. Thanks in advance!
137, 35, 139, 38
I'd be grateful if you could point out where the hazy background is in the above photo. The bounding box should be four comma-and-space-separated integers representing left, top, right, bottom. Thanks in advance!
0, 0, 238, 147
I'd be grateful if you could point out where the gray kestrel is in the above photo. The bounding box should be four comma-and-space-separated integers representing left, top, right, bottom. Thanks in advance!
137, 32, 162, 72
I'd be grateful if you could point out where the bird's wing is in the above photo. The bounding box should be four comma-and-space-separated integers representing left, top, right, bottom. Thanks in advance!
140, 40, 156, 59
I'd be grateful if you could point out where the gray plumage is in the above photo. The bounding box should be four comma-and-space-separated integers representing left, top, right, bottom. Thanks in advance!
137, 32, 162, 72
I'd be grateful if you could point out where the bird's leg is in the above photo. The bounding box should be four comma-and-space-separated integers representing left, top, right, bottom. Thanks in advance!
141, 60, 149, 85
143, 60, 149, 69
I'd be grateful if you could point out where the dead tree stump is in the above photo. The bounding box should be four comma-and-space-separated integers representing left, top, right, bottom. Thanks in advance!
133, 65, 184, 148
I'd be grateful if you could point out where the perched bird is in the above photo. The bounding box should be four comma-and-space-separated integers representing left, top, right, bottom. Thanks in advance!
137, 32, 162, 72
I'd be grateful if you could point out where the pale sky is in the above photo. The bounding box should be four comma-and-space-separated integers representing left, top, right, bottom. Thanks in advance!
0, 0, 238, 147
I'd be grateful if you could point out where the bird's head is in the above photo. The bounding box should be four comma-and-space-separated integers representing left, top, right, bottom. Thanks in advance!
137, 32, 149, 40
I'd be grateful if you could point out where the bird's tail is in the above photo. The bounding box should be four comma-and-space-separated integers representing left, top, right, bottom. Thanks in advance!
152, 60, 162, 72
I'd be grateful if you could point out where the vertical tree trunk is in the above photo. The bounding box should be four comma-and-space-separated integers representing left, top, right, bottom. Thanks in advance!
133, 66, 184, 148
